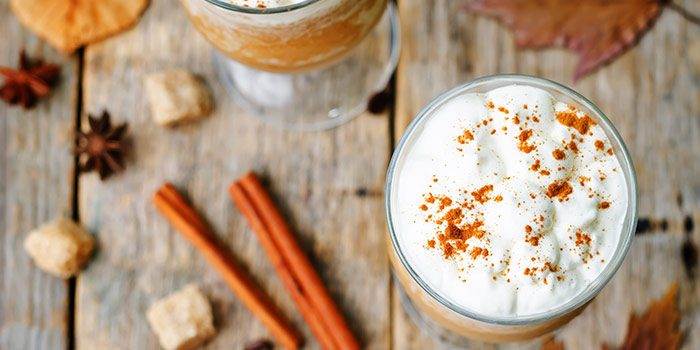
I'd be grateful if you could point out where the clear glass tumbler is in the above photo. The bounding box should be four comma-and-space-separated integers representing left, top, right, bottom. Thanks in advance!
180, 0, 400, 130
385, 75, 639, 345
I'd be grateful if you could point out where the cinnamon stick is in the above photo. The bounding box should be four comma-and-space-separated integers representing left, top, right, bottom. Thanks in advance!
230, 173, 361, 350
230, 183, 336, 350
152, 183, 303, 349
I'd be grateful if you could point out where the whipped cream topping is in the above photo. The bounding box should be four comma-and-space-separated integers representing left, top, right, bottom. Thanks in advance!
226, 0, 307, 8
392, 85, 628, 317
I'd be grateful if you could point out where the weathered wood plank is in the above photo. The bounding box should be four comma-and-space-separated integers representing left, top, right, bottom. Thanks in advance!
393, 0, 700, 349
76, 0, 391, 349
0, 0, 79, 348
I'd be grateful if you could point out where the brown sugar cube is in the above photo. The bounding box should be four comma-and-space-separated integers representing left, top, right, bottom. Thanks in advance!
23, 218, 95, 278
145, 70, 212, 126
146, 284, 216, 350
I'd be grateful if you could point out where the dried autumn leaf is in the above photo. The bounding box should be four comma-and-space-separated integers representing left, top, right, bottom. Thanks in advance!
603, 282, 681, 350
542, 337, 565, 350
10, 0, 150, 54
464, 0, 662, 80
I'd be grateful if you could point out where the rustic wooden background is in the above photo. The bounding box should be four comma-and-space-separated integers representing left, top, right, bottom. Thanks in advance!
1, 0, 699, 349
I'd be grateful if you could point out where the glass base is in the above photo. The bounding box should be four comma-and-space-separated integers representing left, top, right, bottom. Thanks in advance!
394, 273, 548, 350
214, 2, 400, 131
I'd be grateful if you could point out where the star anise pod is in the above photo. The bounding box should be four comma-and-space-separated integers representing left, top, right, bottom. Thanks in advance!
75, 111, 128, 180
0, 50, 60, 109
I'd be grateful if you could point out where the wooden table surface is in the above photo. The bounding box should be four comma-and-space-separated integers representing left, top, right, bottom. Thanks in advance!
2, 0, 699, 349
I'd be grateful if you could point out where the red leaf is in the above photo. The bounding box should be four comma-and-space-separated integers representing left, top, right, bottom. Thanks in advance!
603, 282, 682, 350
464, 0, 662, 80
542, 337, 565, 350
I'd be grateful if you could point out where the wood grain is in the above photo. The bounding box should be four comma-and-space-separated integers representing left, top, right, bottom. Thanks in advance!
393, 0, 700, 349
76, 0, 390, 349
0, 0, 79, 348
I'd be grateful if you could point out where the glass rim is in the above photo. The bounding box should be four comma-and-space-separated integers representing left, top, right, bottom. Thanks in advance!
385, 74, 639, 325
201, 0, 321, 14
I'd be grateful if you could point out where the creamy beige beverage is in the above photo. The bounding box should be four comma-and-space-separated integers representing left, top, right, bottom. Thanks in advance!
180, 0, 389, 72
387, 77, 637, 342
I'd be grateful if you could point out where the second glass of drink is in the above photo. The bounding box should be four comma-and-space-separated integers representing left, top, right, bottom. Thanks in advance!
180, 0, 401, 130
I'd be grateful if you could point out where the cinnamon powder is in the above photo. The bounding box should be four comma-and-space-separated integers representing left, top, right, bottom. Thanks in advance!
546, 181, 573, 202
518, 130, 536, 153
567, 140, 579, 154
556, 109, 597, 135
594, 140, 605, 151
457, 130, 474, 144
469, 246, 489, 260
552, 149, 566, 160
471, 184, 494, 204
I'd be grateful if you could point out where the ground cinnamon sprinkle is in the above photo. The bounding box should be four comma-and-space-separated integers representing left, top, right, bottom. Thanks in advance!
574, 230, 592, 247
487, 101, 494, 109
443, 242, 455, 258
513, 116, 520, 124
494, 195, 503, 202
471, 184, 493, 204
439, 196, 452, 210
599, 201, 611, 209
443, 208, 462, 224
607, 148, 614, 156
594, 140, 605, 151
556, 109, 597, 135
528, 236, 539, 246
552, 149, 566, 160
426, 198, 490, 259
454, 240, 468, 252
469, 246, 489, 260
524, 225, 540, 246
420, 204, 428, 211
544, 262, 558, 273
518, 130, 536, 153
579, 176, 590, 186
530, 159, 541, 172
567, 140, 579, 154
457, 129, 474, 144
523, 104, 528, 109
546, 180, 573, 202
498, 107, 509, 114
540, 170, 551, 176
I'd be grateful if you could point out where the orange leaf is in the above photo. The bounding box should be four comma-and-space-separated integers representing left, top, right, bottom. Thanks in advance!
542, 337, 565, 350
464, 0, 662, 80
603, 282, 682, 350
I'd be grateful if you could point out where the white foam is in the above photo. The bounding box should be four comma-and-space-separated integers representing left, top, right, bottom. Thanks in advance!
393, 85, 628, 317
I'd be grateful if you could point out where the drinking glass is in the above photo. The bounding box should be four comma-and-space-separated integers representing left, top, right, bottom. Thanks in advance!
180, 0, 400, 130
385, 75, 639, 346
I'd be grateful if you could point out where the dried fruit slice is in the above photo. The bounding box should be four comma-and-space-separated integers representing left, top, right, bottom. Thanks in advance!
10, 0, 150, 53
